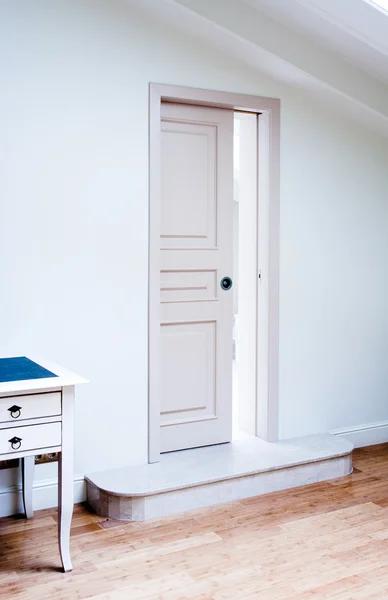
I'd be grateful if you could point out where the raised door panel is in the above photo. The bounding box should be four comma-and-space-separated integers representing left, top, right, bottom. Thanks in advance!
160, 270, 217, 303
161, 119, 216, 249
160, 321, 216, 424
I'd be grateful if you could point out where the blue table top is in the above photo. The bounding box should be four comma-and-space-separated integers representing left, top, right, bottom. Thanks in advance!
0, 357, 58, 383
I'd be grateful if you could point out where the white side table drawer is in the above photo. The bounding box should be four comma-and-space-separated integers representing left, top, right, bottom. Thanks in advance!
0, 392, 61, 424
0, 422, 61, 455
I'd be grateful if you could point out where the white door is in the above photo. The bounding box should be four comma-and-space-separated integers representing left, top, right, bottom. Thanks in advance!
159, 102, 234, 453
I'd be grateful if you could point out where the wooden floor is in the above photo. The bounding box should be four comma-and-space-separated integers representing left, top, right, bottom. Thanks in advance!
2, 445, 388, 599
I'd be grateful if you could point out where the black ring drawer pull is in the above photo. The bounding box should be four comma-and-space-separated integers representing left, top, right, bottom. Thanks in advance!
8, 405, 22, 419
9, 436, 22, 450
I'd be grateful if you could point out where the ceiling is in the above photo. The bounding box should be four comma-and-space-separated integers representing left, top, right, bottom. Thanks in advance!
245, 0, 388, 84
129, 0, 388, 137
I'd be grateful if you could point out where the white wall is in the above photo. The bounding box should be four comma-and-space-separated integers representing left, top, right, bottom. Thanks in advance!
280, 96, 388, 439
1, 0, 388, 511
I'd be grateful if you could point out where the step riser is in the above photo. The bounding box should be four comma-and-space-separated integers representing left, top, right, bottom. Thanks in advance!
86, 454, 352, 521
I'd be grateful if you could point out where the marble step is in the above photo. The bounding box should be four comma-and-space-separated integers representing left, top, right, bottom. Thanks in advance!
85, 433, 353, 521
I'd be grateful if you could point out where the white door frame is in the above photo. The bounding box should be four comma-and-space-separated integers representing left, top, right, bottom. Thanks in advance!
149, 83, 280, 463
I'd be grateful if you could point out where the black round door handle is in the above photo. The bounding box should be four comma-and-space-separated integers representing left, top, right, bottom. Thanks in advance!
220, 276, 233, 291
9, 436, 22, 450
8, 405, 22, 419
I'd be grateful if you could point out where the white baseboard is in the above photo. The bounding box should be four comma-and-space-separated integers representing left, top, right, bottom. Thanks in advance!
331, 420, 388, 449
0, 475, 86, 518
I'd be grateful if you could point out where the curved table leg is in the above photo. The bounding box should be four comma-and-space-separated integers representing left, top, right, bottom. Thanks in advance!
22, 456, 35, 519
58, 386, 75, 573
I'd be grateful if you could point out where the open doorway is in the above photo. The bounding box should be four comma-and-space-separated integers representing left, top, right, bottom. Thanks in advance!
148, 83, 280, 463
233, 111, 259, 439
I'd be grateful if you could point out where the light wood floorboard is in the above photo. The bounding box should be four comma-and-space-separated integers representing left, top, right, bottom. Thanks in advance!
1, 445, 388, 599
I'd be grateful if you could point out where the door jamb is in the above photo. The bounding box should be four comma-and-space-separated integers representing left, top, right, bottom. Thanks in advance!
148, 83, 280, 463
